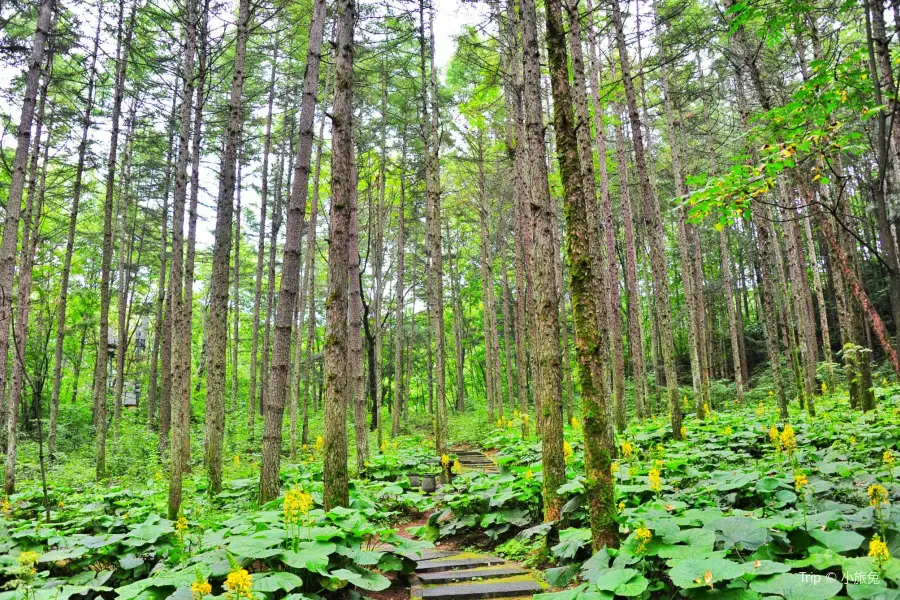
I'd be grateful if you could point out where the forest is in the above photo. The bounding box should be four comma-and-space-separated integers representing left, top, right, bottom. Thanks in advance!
2, 0, 900, 595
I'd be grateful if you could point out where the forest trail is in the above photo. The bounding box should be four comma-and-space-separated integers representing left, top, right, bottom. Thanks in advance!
452, 448, 499, 475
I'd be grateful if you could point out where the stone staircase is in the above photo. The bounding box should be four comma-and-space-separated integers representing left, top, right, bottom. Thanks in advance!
405, 549, 544, 600
453, 448, 499, 475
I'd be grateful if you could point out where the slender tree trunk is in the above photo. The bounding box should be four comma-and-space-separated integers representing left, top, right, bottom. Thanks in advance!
50, 9, 102, 455
249, 46, 277, 431
392, 131, 407, 437
323, 0, 355, 509
260, 148, 285, 421
6, 59, 52, 495
231, 156, 242, 411
93, 0, 135, 481
350, 166, 367, 473
147, 86, 177, 432
203, 0, 250, 499
165, 0, 197, 513
0, 0, 54, 435
610, 0, 680, 438
300, 103, 328, 450
521, 0, 565, 521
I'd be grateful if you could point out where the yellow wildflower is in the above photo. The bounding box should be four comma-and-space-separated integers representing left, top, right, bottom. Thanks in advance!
870, 534, 891, 567
680, 426, 687, 439
284, 487, 314, 524
192, 580, 213, 600
794, 471, 808, 492
524, 469, 534, 479
497, 418, 502, 428
884, 379, 890, 387
233, 455, 240, 467
176, 515, 189, 534
393, 441, 398, 451
513, 410, 519, 418
635, 526, 653, 553
57, 500, 63, 509
723, 426, 733, 436
628, 465, 638, 478
507, 420, 514, 429
885, 451, 896, 468
617, 501, 625, 512
315, 435, 325, 452
2, 498, 9, 515
821, 382, 828, 395
441, 454, 450, 467
756, 402, 765, 416
869, 484, 889, 507
649, 468, 662, 493
611, 461, 620, 475
769, 425, 780, 449
453, 459, 463, 473
155, 471, 162, 482
683, 396, 689, 408
621, 441, 634, 459
17, 551, 39, 566
523, 414, 529, 424
780, 423, 797, 455
849, 435, 857, 445
225, 568, 253, 599
563, 441, 574, 461
703, 402, 711, 416
571, 416, 580, 430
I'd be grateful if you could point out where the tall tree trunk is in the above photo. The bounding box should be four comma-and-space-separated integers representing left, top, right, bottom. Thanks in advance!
300, 104, 328, 449
165, 0, 197, 514
520, 0, 565, 521
50, 8, 102, 455
147, 85, 178, 432
0, 0, 54, 434
392, 130, 407, 437
248, 46, 277, 432
546, 0, 616, 548
203, 0, 250, 499
323, 0, 355, 510
350, 166, 367, 473
6, 58, 52, 495
419, 0, 447, 454
610, 0, 681, 438
259, 0, 327, 500
93, 0, 135, 481
260, 147, 285, 421
231, 156, 242, 411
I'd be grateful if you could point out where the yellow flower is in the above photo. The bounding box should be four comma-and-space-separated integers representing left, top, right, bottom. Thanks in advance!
821, 382, 828, 395
155, 471, 163, 482
225, 568, 253, 599
755, 402, 765, 416
849, 435, 857, 445
628, 465, 638, 478
703, 402, 711, 416
571, 416, 580, 430
635, 526, 653, 553
780, 423, 796, 455
524, 469, 534, 479
497, 418, 502, 428
885, 451, 896, 468
284, 486, 314, 524
683, 396, 689, 408
563, 441, 573, 461
17, 551, 39, 566
233, 455, 240, 467
621, 441, 634, 459
381, 441, 388, 452
176, 515, 189, 534
513, 410, 519, 418
453, 459, 463, 473
507, 421, 514, 429
315, 435, 325, 452
884, 379, 890, 387
392, 441, 398, 451
192, 580, 213, 600
769, 426, 781, 450
870, 534, 891, 567
648, 468, 662, 493
723, 426, 733, 436
523, 414, 529, 424
57, 500, 63, 509
441, 454, 450, 467
869, 484, 889, 507
617, 501, 625, 512
2, 498, 9, 515
611, 461, 620, 475
794, 471, 808, 492
680, 426, 687, 438
769, 390, 774, 397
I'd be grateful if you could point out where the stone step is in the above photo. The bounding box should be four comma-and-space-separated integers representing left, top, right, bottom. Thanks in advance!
418, 567, 530, 585
420, 580, 543, 600
416, 555, 506, 573
403, 549, 460, 561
